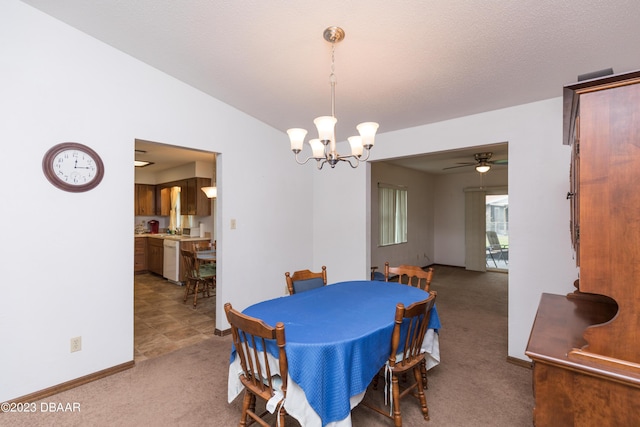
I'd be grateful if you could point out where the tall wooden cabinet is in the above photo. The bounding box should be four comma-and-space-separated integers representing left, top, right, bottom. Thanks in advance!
526, 70, 640, 426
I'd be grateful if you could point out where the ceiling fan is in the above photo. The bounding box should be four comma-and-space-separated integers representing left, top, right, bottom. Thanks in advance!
443, 152, 508, 173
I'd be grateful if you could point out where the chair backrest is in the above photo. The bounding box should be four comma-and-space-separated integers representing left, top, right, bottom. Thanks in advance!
384, 262, 434, 291
285, 266, 327, 295
486, 231, 502, 250
224, 303, 288, 400
180, 249, 198, 279
389, 291, 437, 370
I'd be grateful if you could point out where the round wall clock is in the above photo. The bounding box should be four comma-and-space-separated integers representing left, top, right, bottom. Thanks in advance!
42, 142, 105, 192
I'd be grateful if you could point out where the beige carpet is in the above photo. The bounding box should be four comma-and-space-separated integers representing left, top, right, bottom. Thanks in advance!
3, 266, 533, 426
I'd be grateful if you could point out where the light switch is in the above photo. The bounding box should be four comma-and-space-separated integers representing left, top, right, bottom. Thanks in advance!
230, 219, 237, 229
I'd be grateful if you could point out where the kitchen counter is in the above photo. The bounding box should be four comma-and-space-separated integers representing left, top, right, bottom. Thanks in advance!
134, 233, 210, 242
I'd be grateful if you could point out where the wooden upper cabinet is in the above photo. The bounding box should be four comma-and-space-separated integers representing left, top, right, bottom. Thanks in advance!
179, 179, 192, 214
181, 177, 211, 216
134, 184, 156, 216
156, 177, 212, 217
159, 186, 171, 216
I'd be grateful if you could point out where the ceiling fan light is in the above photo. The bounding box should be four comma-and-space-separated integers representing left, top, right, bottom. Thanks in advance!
476, 162, 491, 173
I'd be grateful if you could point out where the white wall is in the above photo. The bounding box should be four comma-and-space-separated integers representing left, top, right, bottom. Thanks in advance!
313, 98, 579, 360
0, 0, 313, 401
370, 162, 435, 269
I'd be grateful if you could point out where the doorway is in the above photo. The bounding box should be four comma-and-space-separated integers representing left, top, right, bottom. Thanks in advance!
486, 194, 508, 271
134, 139, 217, 361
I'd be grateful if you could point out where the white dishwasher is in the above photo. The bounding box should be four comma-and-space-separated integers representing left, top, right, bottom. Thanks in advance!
162, 239, 181, 285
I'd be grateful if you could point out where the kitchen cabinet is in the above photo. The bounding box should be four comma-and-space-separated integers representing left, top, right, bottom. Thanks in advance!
181, 177, 211, 216
526, 70, 640, 426
147, 237, 164, 276
158, 177, 211, 217
134, 237, 147, 273
159, 186, 171, 216
134, 184, 156, 216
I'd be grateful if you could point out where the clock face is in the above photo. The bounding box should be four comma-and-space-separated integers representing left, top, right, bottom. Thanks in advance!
43, 143, 104, 192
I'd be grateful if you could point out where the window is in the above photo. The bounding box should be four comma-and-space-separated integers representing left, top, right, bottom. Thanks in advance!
378, 183, 408, 246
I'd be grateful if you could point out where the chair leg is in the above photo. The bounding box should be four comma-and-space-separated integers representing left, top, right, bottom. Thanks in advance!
413, 366, 430, 421
203, 280, 210, 298
391, 373, 402, 427
239, 391, 252, 426
183, 279, 192, 303
193, 280, 200, 307
277, 404, 286, 427
420, 359, 428, 389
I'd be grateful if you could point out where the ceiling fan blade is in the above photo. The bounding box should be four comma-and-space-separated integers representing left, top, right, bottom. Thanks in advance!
443, 163, 475, 170
490, 159, 508, 165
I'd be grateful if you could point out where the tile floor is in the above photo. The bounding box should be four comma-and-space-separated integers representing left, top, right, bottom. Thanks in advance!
134, 273, 216, 361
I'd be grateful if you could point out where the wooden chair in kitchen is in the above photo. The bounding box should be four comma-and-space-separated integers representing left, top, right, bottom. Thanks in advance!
225, 302, 289, 427
180, 249, 214, 307
363, 291, 437, 426
384, 262, 434, 292
285, 266, 327, 295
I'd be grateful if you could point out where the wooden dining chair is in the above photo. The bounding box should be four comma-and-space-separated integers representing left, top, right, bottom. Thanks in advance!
180, 249, 214, 307
363, 291, 437, 426
384, 262, 434, 292
224, 303, 289, 427
285, 266, 327, 295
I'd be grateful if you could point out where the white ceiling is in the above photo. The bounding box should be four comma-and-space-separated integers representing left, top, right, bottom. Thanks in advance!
134, 139, 216, 174
21, 0, 640, 174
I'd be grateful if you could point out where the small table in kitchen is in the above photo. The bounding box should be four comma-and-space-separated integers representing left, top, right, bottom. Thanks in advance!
195, 249, 215, 264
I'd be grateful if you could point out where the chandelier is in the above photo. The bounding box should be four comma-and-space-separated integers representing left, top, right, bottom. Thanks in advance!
287, 26, 379, 169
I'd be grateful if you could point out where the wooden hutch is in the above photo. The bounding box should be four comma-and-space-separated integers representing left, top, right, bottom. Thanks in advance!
526, 70, 640, 425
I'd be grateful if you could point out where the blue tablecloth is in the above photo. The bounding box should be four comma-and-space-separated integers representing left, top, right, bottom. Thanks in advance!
234, 280, 440, 426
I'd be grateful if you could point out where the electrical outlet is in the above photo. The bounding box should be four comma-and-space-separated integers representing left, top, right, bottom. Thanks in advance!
70, 336, 82, 353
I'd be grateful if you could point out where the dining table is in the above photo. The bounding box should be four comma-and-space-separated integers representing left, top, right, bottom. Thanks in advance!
227, 280, 441, 427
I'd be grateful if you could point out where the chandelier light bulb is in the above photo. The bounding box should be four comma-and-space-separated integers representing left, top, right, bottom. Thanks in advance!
309, 139, 325, 158
314, 116, 337, 143
287, 128, 308, 152
348, 136, 364, 156
356, 122, 379, 148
